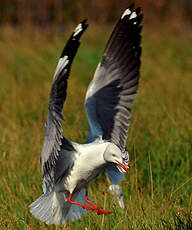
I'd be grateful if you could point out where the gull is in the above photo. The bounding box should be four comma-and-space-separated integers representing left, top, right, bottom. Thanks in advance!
30, 3, 143, 224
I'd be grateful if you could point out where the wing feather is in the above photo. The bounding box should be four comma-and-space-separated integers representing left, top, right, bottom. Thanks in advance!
85, 5, 143, 151
41, 20, 88, 192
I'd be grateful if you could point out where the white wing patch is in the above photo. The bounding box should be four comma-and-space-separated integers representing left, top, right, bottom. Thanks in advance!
121, 8, 132, 19
130, 11, 137, 19
53, 55, 69, 80
73, 23, 83, 37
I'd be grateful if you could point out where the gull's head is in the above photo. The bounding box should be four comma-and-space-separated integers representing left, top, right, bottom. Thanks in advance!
103, 143, 129, 173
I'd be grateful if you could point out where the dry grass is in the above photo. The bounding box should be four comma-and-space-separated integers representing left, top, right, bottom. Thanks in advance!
0, 25, 191, 229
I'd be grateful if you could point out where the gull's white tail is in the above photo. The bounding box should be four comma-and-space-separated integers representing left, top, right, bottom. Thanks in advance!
30, 189, 89, 224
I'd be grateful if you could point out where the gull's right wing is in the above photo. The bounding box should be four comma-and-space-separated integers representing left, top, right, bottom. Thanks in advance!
41, 20, 88, 192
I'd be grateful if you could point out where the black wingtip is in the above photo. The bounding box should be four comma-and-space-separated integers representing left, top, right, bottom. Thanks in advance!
127, 4, 143, 17
72, 19, 88, 39
81, 19, 88, 26
80, 19, 89, 31
128, 3, 135, 11
135, 14, 143, 25
60, 20, 88, 58
121, 3, 143, 22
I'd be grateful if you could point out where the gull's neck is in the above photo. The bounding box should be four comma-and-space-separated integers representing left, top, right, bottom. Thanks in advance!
76, 141, 109, 169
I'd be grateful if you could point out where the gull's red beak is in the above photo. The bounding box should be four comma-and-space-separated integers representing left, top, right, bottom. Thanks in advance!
115, 160, 129, 173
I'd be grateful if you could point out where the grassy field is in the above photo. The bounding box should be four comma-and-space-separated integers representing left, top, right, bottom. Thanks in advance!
0, 24, 192, 230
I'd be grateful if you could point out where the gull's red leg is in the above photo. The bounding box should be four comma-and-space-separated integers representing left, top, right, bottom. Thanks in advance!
68, 193, 95, 211
85, 191, 97, 207
85, 191, 113, 215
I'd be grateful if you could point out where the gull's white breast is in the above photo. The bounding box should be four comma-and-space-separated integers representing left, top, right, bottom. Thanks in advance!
64, 141, 110, 193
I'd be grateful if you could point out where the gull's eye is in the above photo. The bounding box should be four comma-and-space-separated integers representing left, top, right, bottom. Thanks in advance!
112, 154, 116, 157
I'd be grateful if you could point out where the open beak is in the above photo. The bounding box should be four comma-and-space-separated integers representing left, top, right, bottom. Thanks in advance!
115, 160, 129, 173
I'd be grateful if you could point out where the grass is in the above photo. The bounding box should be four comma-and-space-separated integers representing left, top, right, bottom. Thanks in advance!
0, 24, 192, 229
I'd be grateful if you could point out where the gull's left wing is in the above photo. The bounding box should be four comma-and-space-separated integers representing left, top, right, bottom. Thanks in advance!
85, 5, 142, 184
41, 20, 88, 192
85, 5, 142, 150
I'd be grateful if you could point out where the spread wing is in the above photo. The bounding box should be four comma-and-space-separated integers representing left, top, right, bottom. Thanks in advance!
41, 20, 88, 192
85, 4, 142, 151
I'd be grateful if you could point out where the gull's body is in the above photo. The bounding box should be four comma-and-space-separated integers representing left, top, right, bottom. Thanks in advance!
56, 141, 109, 194
30, 4, 143, 224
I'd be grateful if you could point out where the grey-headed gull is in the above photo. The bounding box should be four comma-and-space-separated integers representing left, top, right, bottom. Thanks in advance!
30, 3, 143, 224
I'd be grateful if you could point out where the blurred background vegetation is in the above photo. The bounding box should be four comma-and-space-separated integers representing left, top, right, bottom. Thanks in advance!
0, 0, 192, 230
0, 0, 192, 30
